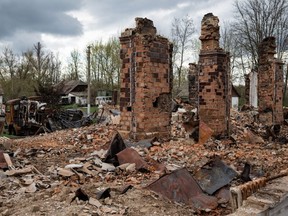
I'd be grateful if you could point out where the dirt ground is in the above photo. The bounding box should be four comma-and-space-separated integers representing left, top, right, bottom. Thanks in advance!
0, 109, 287, 216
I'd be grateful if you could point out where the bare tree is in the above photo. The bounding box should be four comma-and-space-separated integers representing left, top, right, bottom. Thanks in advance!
231, 0, 288, 100
33, 42, 50, 82
233, 0, 288, 68
2, 47, 17, 80
90, 37, 121, 90
171, 15, 196, 89
0, 43, 63, 100
68, 49, 82, 80
221, 22, 251, 84
47, 53, 62, 84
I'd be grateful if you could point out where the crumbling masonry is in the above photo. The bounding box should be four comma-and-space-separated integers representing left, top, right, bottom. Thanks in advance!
119, 18, 173, 139
258, 37, 284, 124
197, 13, 231, 136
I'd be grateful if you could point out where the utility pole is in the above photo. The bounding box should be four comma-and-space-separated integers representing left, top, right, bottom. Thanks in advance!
87, 45, 91, 115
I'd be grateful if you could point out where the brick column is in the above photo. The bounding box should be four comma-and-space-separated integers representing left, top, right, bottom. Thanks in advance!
119, 18, 173, 140
258, 37, 283, 124
258, 37, 275, 124
198, 13, 231, 136
274, 60, 284, 124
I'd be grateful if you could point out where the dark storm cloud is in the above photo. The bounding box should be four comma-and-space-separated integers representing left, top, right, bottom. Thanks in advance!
0, 0, 236, 60
0, 0, 84, 39
83, 0, 229, 37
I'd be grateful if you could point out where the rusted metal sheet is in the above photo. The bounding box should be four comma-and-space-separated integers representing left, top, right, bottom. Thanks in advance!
116, 148, 148, 170
0, 150, 8, 169
194, 157, 238, 195
146, 168, 218, 210
103, 132, 126, 165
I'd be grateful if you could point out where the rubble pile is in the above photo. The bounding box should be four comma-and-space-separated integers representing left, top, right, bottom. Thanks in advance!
0, 15, 287, 216
0, 105, 287, 216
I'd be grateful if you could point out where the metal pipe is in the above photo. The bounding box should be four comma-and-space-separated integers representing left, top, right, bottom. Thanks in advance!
87, 45, 91, 115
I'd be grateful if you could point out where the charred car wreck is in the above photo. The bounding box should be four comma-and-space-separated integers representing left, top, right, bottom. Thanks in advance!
5, 96, 93, 136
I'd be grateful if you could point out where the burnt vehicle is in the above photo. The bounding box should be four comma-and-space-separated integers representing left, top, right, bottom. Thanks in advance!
5, 96, 94, 136
5, 96, 49, 135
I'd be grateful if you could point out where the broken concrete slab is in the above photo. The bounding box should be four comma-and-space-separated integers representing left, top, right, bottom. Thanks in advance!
25, 182, 37, 193
5, 166, 34, 176
64, 163, 83, 169
57, 168, 75, 177
101, 163, 115, 172
125, 163, 136, 172
89, 197, 102, 208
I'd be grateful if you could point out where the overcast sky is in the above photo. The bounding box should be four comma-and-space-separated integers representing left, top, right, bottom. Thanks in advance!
0, 0, 236, 65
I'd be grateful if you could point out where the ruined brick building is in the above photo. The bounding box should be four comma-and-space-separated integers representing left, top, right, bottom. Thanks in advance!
118, 18, 173, 139
189, 13, 231, 136
118, 14, 283, 141
257, 37, 284, 124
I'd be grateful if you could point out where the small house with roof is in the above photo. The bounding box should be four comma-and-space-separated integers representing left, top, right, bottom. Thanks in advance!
55, 80, 88, 105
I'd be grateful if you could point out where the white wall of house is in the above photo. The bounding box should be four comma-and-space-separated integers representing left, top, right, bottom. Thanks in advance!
249, 71, 258, 108
76, 97, 87, 105
232, 96, 239, 109
61, 93, 87, 105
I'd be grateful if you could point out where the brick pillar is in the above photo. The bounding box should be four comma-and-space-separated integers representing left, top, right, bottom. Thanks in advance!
258, 37, 283, 124
119, 17, 173, 140
274, 60, 284, 124
198, 13, 231, 136
188, 63, 198, 108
